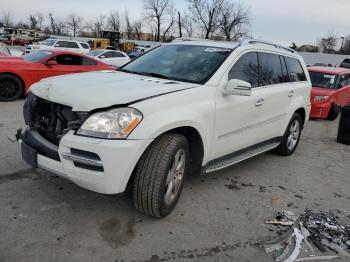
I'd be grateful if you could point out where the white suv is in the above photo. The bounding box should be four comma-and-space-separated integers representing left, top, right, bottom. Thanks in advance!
25, 39, 91, 54
18, 39, 311, 218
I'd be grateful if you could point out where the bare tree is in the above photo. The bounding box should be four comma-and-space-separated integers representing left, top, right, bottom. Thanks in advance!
187, 0, 225, 39
55, 20, 67, 35
177, 11, 182, 37
143, 0, 172, 42
107, 11, 121, 32
36, 13, 44, 30
219, 0, 249, 41
28, 14, 38, 29
1, 11, 13, 28
48, 13, 56, 34
182, 12, 194, 37
125, 9, 133, 39
66, 13, 84, 37
318, 34, 338, 54
134, 21, 143, 40
341, 36, 350, 55
162, 7, 176, 42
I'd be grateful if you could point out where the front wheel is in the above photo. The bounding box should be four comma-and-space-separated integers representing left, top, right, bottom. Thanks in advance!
327, 103, 339, 121
275, 113, 302, 156
132, 133, 189, 218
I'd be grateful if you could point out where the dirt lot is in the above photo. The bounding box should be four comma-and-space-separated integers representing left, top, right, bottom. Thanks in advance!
0, 100, 349, 262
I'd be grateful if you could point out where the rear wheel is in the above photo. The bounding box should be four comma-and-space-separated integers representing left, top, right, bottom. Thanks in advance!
327, 103, 339, 121
0, 74, 24, 102
275, 113, 302, 156
132, 133, 189, 218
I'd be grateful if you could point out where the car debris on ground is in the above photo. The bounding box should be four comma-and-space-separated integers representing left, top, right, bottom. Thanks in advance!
259, 209, 350, 261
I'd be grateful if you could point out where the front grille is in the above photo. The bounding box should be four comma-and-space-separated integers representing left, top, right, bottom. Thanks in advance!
24, 92, 88, 145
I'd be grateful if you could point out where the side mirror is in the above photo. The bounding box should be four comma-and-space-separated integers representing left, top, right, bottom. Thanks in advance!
46, 60, 58, 66
99, 55, 106, 59
222, 79, 252, 96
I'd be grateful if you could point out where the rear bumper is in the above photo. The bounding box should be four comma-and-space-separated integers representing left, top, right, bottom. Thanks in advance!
20, 129, 153, 194
310, 102, 331, 119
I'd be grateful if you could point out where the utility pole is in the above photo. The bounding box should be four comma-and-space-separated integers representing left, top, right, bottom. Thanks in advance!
340, 37, 345, 53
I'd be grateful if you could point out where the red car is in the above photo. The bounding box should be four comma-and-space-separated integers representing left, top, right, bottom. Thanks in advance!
309, 67, 350, 120
0, 50, 114, 101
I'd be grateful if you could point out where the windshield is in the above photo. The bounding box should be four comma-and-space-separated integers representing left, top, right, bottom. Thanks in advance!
24, 51, 53, 63
41, 39, 56, 46
309, 71, 337, 89
121, 44, 233, 84
0, 44, 10, 54
86, 50, 104, 57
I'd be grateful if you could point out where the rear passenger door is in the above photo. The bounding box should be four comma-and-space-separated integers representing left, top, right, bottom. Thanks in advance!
257, 52, 293, 140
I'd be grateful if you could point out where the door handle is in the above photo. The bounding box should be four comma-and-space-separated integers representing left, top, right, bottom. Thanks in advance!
288, 90, 295, 97
255, 98, 264, 107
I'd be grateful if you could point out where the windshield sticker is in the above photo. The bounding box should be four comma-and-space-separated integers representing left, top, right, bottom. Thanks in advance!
204, 48, 232, 53
324, 74, 335, 79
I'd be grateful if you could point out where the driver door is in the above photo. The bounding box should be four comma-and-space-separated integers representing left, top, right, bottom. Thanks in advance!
36, 54, 86, 81
211, 52, 267, 159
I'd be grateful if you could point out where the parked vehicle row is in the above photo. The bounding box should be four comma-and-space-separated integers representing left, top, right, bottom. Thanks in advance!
17, 39, 311, 218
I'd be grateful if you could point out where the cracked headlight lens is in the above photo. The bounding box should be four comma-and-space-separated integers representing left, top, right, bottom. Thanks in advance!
77, 108, 143, 139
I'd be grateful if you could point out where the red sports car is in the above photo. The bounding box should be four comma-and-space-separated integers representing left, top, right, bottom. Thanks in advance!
309, 67, 350, 120
0, 50, 114, 101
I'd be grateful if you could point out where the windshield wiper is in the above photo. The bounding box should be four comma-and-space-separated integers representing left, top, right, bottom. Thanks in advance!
119, 69, 170, 80
138, 72, 170, 80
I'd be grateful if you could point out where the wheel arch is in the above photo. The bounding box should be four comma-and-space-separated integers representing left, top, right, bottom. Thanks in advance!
0, 72, 26, 96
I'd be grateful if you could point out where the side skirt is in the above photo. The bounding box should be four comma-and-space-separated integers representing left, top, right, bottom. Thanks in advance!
202, 137, 282, 174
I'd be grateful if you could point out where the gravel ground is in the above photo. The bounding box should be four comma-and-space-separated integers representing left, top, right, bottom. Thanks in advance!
0, 100, 349, 262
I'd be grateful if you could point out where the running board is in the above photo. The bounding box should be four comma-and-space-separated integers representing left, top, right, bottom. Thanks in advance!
202, 139, 281, 174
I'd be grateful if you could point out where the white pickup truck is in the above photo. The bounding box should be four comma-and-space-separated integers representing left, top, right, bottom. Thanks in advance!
18, 39, 311, 218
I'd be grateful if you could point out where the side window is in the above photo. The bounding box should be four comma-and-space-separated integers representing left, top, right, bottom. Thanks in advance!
82, 58, 97, 66
54, 54, 82, 65
80, 43, 90, 49
113, 52, 125, 58
228, 52, 259, 88
338, 75, 350, 88
66, 42, 79, 49
55, 41, 67, 48
101, 51, 114, 58
259, 53, 284, 86
285, 57, 307, 82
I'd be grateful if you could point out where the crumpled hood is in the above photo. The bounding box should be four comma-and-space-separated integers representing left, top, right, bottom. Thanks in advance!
30, 71, 198, 111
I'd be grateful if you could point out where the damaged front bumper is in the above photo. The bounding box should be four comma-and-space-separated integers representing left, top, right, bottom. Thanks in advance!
18, 128, 153, 194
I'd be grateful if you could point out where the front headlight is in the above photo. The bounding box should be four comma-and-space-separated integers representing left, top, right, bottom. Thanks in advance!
77, 108, 143, 139
314, 95, 329, 102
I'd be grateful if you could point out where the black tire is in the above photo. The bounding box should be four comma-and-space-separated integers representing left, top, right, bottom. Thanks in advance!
133, 133, 189, 218
0, 74, 24, 102
327, 104, 339, 121
275, 113, 303, 156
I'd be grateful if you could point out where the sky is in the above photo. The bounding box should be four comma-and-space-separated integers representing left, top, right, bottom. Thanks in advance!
1, 0, 350, 46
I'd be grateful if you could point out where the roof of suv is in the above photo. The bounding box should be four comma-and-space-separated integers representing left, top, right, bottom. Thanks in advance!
170, 38, 298, 58
308, 66, 350, 75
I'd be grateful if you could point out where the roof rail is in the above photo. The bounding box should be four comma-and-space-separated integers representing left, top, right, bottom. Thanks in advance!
241, 39, 296, 54
172, 37, 213, 42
